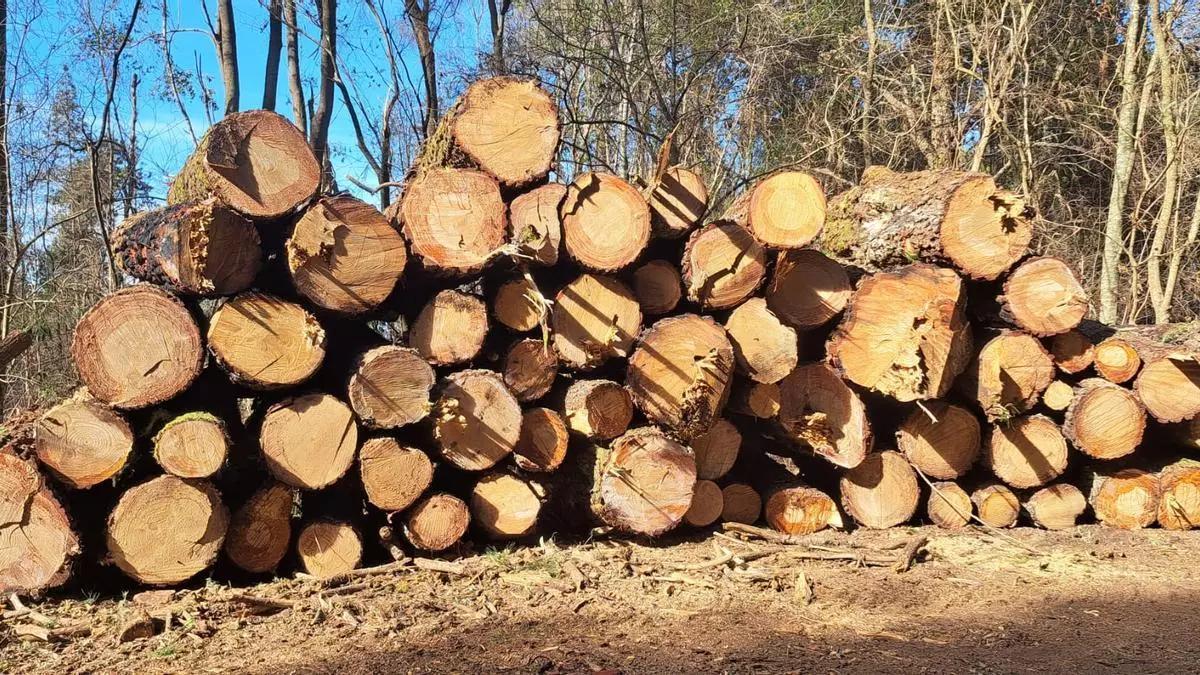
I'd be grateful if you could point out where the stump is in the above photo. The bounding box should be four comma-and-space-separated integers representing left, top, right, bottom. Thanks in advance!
1025, 483, 1087, 530
720, 483, 762, 525
503, 339, 559, 402
1089, 468, 1160, 530
403, 493, 470, 551
224, 482, 294, 574
398, 168, 507, 275
297, 520, 362, 579
359, 438, 434, 512
448, 77, 559, 188
552, 274, 642, 370
470, 473, 542, 539
592, 428, 696, 535
1157, 458, 1200, 530
260, 393, 359, 490
1001, 257, 1088, 336
514, 408, 569, 473
34, 397, 134, 489
563, 379, 633, 441
0, 454, 80, 592
895, 402, 980, 480
647, 166, 708, 239
927, 481, 972, 529
560, 173, 651, 272
971, 483, 1020, 528
433, 370, 522, 471
690, 418, 741, 481
764, 484, 839, 535
724, 298, 798, 384
683, 479, 724, 528
153, 412, 229, 479
347, 346, 436, 429
778, 362, 871, 469
208, 292, 326, 390
410, 290, 489, 366
681, 221, 767, 310
633, 260, 682, 315
723, 171, 825, 249
766, 249, 852, 330
985, 415, 1069, 489
839, 451, 919, 529
1063, 379, 1146, 460
509, 183, 565, 266
960, 330, 1055, 420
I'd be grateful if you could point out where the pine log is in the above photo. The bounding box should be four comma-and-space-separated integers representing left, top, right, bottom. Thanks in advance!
626, 314, 734, 439
493, 276, 544, 332
720, 483, 762, 524
646, 166, 708, 239
826, 263, 972, 401
724, 298, 798, 384
1077, 321, 1200, 421
729, 380, 781, 419
359, 438, 434, 512
208, 292, 326, 390
764, 483, 840, 535
168, 109, 319, 219
926, 481, 972, 529
397, 168, 508, 275
1089, 468, 1160, 530
839, 451, 919, 529
632, 260, 682, 315
153, 412, 229, 479
114, 199, 261, 296
690, 418, 741, 481
503, 339, 558, 402
286, 195, 407, 315
514, 408, 569, 473
552, 273, 642, 370
895, 402, 980, 480
447, 77, 559, 188
403, 493, 470, 551
1000, 257, 1088, 336
1041, 380, 1074, 412
1158, 458, 1200, 530
260, 393, 359, 489
410, 289, 489, 366
1093, 338, 1141, 384
1025, 483, 1087, 530
985, 415, 1069, 489
0, 453, 80, 592
72, 285, 204, 409
433, 370, 521, 471
592, 427, 696, 535
561, 173, 651, 272
297, 520, 362, 579
563, 379, 633, 441
224, 482, 293, 574
778, 362, 871, 469
820, 166, 1033, 280
470, 473, 542, 539
34, 396, 134, 489
971, 483, 1020, 528
960, 330, 1055, 420
723, 171, 826, 249
106, 476, 229, 586
683, 479, 724, 528
347, 345, 436, 429
681, 221, 767, 310
1048, 330, 1095, 374
1063, 379, 1146, 460
766, 249, 852, 330
509, 183, 565, 266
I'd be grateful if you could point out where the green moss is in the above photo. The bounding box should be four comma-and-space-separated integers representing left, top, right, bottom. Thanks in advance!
152, 411, 223, 446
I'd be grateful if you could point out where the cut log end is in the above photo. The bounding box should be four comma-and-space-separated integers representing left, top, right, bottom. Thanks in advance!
297, 521, 362, 579
985, 415, 1068, 489
720, 483, 762, 524
1026, 483, 1086, 530
153, 412, 229, 479
208, 292, 326, 390
411, 290, 489, 366
434, 370, 522, 471
1090, 468, 1160, 530
729, 380, 781, 419
1001, 257, 1088, 336
561, 173, 651, 272
633, 260, 682, 316
729, 171, 826, 249
647, 166, 708, 239
360, 438, 434, 512
450, 77, 559, 188
552, 274, 642, 370
839, 451, 919, 529
399, 168, 508, 274
764, 484, 838, 535
767, 249, 852, 329
494, 276, 545, 333
594, 428, 696, 535
691, 418, 741, 481
471, 473, 542, 539
1158, 459, 1200, 530
681, 221, 767, 310
1135, 358, 1200, 423
224, 482, 293, 574
260, 393, 358, 490
779, 362, 871, 469
725, 298, 798, 384
0, 454, 80, 592
35, 397, 134, 489
403, 493, 470, 552
896, 402, 980, 480
1041, 380, 1074, 412
1093, 338, 1141, 384
1063, 379, 1146, 460
1048, 330, 1095, 374
962, 330, 1055, 420
348, 346, 436, 429
684, 479, 724, 528
564, 379, 633, 441
509, 183, 565, 266
503, 339, 559, 402
927, 482, 972, 529
971, 483, 1020, 528
514, 408, 569, 473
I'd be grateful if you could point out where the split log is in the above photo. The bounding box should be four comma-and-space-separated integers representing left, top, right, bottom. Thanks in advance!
778, 362, 871, 469
763, 484, 840, 535
1041, 380, 1074, 412
260, 393, 359, 489
1158, 458, 1200, 530
592, 427, 696, 535
690, 418, 741, 481
1025, 483, 1086, 530
286, 195, 407, 315
729, 380, 781, 419
839, 451, 919, 529
766, 249, 852, 330
153, 412, 229, 479
410, 290, 489, 366
1089, 468, 1160, 530
470, 473, 542, 539
646, 166, 708, 239
632, 260, 682, 315
1048, 330, 1095, 374
723, 171, 826, 249
297, 520, 362, 579
403, 493, 470, 551
820, 166, 1033, 280
396, 168, 508, 275
1063, 379, 1146, 460
224, 482, 293, 574
681, 221, 767, 310
106, 476, 229, 586
447, 77, 559, 188
560, 173, 651, 272
1000, 257, 1088, 336
433, 370, 522, 471
34, 396, 134, 489
72, 285, 204, 409
959, 330, 1055, 420
168, 109, 319, 219
724, 298, 798, 384
826, 263, 972, 402
502, 339, 558, 402
626, 314, 734, 439
509, 183, 565, 266
114, 199, 261, 296
563, 379, 633, 441
359, 438, 434, 512
895, 402, 980, 480
720, 483, 762, 525
551, 273, 642, 370
971, 483, 1020, 528
926, 481, 972, 529
0, 453, 80, 592
347, 346, 436, 429
493, 276, 544, 332
683, 479, 724, 528
984, 415, 1069, 489
513, 408, 569, 473
208, 292, 326, 390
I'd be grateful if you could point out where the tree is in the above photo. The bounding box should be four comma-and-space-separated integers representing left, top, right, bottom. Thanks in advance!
263, 0, 283, 110
310, 0, 336, 183
215, 0, 239, 114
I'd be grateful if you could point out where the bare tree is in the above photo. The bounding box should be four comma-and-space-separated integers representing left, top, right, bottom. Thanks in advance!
285, 0, 307, 135
263, 0, 283, 110
215, 0, 240, 114
310, 0, 337, 183
487, 0, 514, 74
405, 0, 439, 139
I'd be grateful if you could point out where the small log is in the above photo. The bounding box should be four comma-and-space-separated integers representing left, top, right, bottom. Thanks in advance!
448, 76, 559, 188
724, 298, 798, 384
1063, 379, 1146, 460
820, 166, 1032, 280
510, 183, 565, 266
1048, 329, 1095, 374
153, 412, 229, 479
826, 263, 972, 402
1089, 468, 1160, 530
895, 402, 980, 480
514, 408, 569, 473
632, 260, 682, 315
493, 277, 544, 332
1041, 380, 1074, 412
720, 483, 762, 524
106, 476, 229, 586
960, 330, 1055, 420
766, 249, 852, 330
681, 221, 767, 310
926, 481, 972, 529
690, 418, 741, 481
260, 393, 359, 490
563, 379, 633, 441
985, 415, 1069, 489
971, 483, 1020, 528
208, 292, 326, 390
1000, 257, 1088, 336
1025, 483, 1087, 530
359, 438, 434, 512
778, 362, 871, 469
397, 168, 508, 275
297, 520, 362, 579
626, 314, 735, 439
410, 289, 490, 366
1093, 338, 1141, 384
683, 479, 724, 528
723, 171, 826, 249
1158, 458, 1200, 530
347, 345, 436, 429
72, 285, 204, 409
0, 453, 80, 592
286, 195, 407, 315
470, 473, 542, 539
763, 483, 839, 535
839, 451, 920, 529
646, 166, 708, 239
433, 370, 522, 471
551, 273, 642, 370
561, 173, 651, 272
502, 339, 558, 402
114, 199, 261, 296
593, 427, 696, 535
403, 493, 470, 552
167, 109, 319, 219
224, 482, 294, 574
34, 396, 134, 489
729, 380, 781, 419
1078, 321, 1200, 421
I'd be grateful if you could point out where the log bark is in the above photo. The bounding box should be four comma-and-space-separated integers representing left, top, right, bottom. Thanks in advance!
723, 171, 826, 249
359, 438, 433, 512
927, 481, 972, 529
207, 292, 326, 390
724, 298, 798, 384
297, 520, 362, 579
153, 412, 229, 479
1025, 483, 1086, 530
1089, 468, 1160, 530
1000, 257, 1088, 336
984, 414, 1069, 489
646, 166, 708, 239
403, 492, 469, 551
396, 168, 508, 275
260, 393, 359, 489
592, 427, 696, 535
720, 483, 762, 524
766, 249, 852, 330
563, 379, 633, 441
896, 402, 980, 480
1157, 458, 1200, 530
447, 77, 559, 189
410, 290, 489, 366
1063, 379, 1146, 460
560, 173, 650, 272
224, 482, 293, 574
503, 338, 558, 402
632, 260, 682, 315
839, 450, 919, 529
347, 345, 435, 429
959, 330, 1055, 421
514, 407, 568, 473
1048, 330, 1095, 374
763, 483, 840, 535
681, 221, 767, 310
1041, 380, 1074, 412
34, 396, 134, 489
551, 273, 641, 370
971, 483, 1020, 528
0, 453, 80, 592
470, 472, 542, 539
509, 183, 564, 266
433, 370, 521, 471
690, 418, 741, 481
778, 362, 871, 469
683, 479, 724, 527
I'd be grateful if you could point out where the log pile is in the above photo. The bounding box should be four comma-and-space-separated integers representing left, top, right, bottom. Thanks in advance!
5, 78, 1200, 595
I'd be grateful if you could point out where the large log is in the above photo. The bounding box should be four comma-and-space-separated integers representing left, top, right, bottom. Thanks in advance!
433, 370, 522, 471
551, 273, 642, 370
959, 330, 1055, 421
839, 451, 919, 529
410, 290, 489, 366
896, 402, 980, 480
470, 473, 542, 539
592, 427, 696, 535
777, 362, 871, 469
1073, 322, 1200, 422
446, 77, 560, 189
723, 171, 826, 249
766, 249, 852, 330
260, 393, 359, 490
560, 173, 651, 272
681, 221, 767, 310
1000, 257, 1088, 336
1089, 468, 1160, 530
208, 292, 326, 390
724, 298, 798, 384
359, 438, 434, 512
984, 415, 1069, 489
0, 454, 80, 592
1063, 379, 1146, 460
396, 168, 508, 275
34, 396, 134, 489
645, 166, 708, 239
152, 412, 229, 479
224, 482, 293, 574
347, 346, 436, 429
509, 183, 565, 266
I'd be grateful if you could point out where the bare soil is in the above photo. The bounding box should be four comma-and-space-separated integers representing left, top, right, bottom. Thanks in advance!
4, 525, 1200, 674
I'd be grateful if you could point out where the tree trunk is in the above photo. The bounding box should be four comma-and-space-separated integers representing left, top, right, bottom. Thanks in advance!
260, 393, 358, 490
503, 338, 559, 403
1025, 483, 1087, 530
681, 221, 767, 310
777, 362, 871, 469
216, 0, 239, 115
1089, 467, 1159, 530
514, 408, 569, 473
470, 472, 542, 539
724, 298, 797, 384
433, 370, 522, 471
722, 171, 826, 249
633, 260, 682, 316
153, 412, 229, 479
297, 520, 362, 579
984, 414, 1069, 489
347, 346, 435, 430
551, 273, 642, 371
224, 482, 293, 574
309, 0, 336, 182
1000, 257, 1089, 336
262, 0, 283, 110
927, 481, 972, 529
0, 454, 80, 592
959, 329, 1055, 420
563, 379, 633, 441
410, 290, 489, 366
404, 0, 439, 139
766, 249, 852, 330
896, 401, 981, 480
285, 0, 307, 135
395, 168, 508, 275
561, 173, 651, 272
1063, 379, 1146, 460
359, 438, 433, 512
207, 292, 326, 390
839, 450, 919, 529
592, 427, 695, 535
403, 493, 469, 551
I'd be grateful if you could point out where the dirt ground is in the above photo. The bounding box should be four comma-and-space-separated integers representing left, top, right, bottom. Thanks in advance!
3, 524, 1200, 674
